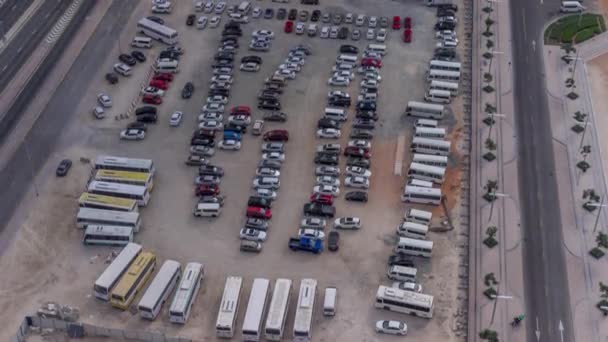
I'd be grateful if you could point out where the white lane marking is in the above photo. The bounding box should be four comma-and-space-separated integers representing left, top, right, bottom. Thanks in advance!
11, 3, 16, 11
532, 40, 536, 51
16, 44, 22, 53
1, 65, 7, 72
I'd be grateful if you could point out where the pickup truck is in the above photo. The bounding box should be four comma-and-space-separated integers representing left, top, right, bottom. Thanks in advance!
289, 236, 323, 254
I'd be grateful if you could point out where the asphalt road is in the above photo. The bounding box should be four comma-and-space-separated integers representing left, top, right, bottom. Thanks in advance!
0, 0, 138, 241
509, 1, 575, 341
0, 0, 34, 34
0, 0, 72, 95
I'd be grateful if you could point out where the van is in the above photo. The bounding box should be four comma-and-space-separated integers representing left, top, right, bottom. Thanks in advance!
154, 59, 179, 73
387, 265, 417, 282
323, 287, 337, 316
229, 12, 249, 23
113, 63, 132, 76
425, 89, 452, 104
336, 54, 358, 65
195, 1, 204, 12
397, 221, 429, 239
193, 203, 221, 217
414, 119, 438, 128
366, 44, 387, 56
131, 36, 152, 49
324, 108, 347, 121
238, 1, 251, 14
407, 178, 434, 188
404, 208, 432, 225
560, 1, 585, 12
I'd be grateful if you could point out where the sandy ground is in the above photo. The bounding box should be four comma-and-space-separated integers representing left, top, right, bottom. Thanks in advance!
586, 55, 608, 184
0, 0, 469, 341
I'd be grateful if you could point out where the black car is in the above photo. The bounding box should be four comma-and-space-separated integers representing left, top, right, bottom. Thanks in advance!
186, 14, 196, 26
222, 29, 243, 37
248, 196, 271, 209
303, 203, 335, 217
435, 21, 456, 30
339, 45, 358, 54
259, 94, 280, 103
258, 159, 282, 170
147, 16, 164, 25
137, 113, 157, 123
299, 10, 309, 21
263, 112, 287, 122
317, 118, 340, 129
199, 165, 225, 176
55, 159, 72, 177
346, 157, 370, 168
328, 231, 339, 251
241, 55, 262, 64
311, 9, 321, 21
438, 3, 458, 11
264, 8, 274, 19
191, 137, 215, 147
337, 27, 349, 40
352, 119, 375, 130
356, 111, 379, 121
258, 101, 281, 110
222, 35, 239, 43
434, 47, 456, 60
135, 106, 157, 116
263, 84, 284, 94
328, 97, 351, 107
314, 153, 339, 165
208, 89, 230, 97
159, 51, 180, 60
388, 254, 415, 267
119, 53, 137, 66
164, 45, 184, 55
131, 50, 146, 62
127, 121, 148, 131
105, 72, 118, 85
357, 101, 377, 111
224, 123, 247, 133
182, 82, 194, 99
437, 8, 456, 17
288, 9, 297, 20
345, 191, 368, 203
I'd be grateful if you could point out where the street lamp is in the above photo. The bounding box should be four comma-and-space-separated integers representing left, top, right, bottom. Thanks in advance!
586, 198, 606, 233
488, 192, 508, 222
487, 50, 504, 72
490, 291, 513, 325
578, 114, 592, 150
486, 113, 506, 139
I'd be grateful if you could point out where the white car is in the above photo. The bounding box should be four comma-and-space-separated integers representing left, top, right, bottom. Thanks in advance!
198, 120, 224, 130
300, 217, 327, 229
195, 175, 221, 185
252, 7, 262, 18
316, 176, 340, 187
368, 16, 378, 28
274, 69, 296, 79
202, 103, 225, 113
316, 143, 341, 153
203, 1, 214, 13
436, 30, 457, 40
327, 76, 350, 86
207, 95, 228, 104
298, 228, 325, 240
210, 81, 231, 90
210, 16, 221, 27
213, 66, 232, 75
361, 79, 379, 89
376, 28, 387, 42
141, 86, 164, 97
329, 26, 339, 39
345, 13, 354, 23
262, 152, 285, 161
190, 145, 215, 156
279, 63, 301, 72
334, 217, 361, 229
240, 62, 260, 72
315, 166, 340, 177
295, 22, 305, 35
375, 320, 407, 336
286, 57, 306, 67
355, 14, 365, 26
362, 71, 382, 82
97, 93, 112, 108
345, 166, 371, 178
317, 128, 341, 139
214, 2, 226, 14
120, 129, 145, 140
392, 281, 423, 293
328, 90, 350, 98
256, 188, 278, 200
253, 29, 275, 39
197, 16, 208, 29
348, 140, 371, 149
228, 114, 251, 126
152, 3, 172, 13
240, 228, 267, 242
332, 70, 354, 81
256, 167, 280, 177
437, 39, 458, 48
218, 139, 241, 150
253, 177, 280, 189
313, 184, 340, 197
169, 111, 183, 126
261, 142, 285, 153
320, 26, 330, 38
352, 28, 361, 40
366, 29, 375, 40
345, 176, 370, 189
211, 75, 233, 84
363, 50, 383, 59
199, 112, 223, 122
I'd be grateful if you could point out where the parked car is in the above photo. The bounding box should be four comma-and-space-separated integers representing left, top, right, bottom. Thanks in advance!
218, 139, 241, 150
182, 82, 194, 99
97, 93, 112, 108
345, 191, 368, 202
344, 176, 370, 189
392, 281, 423, 293
195, 184, 219, 196
375, 321, 407, 336
300, 217, 327, 229
328, 231, 340, 251
240, 240, 262, 252
120, 129, 145, 140
317, 128, 341, 139
315, 165, 340, 177
263, 129, 289, 141
240, 228, 268, 242
387, 254, 415, 267
169, 111, 183, 126
55, 159, 72, 177
334, 217, 361, 229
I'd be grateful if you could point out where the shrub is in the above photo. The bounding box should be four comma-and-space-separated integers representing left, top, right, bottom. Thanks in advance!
577, 161, 590, 172
483, 117, 496, 126
597, 233, 608, 249
483, 287, 498, 300
483, 152, 496, 162
486, 40, 494, 49
571, 124, 584, 133
483, 85, 495, 93
567, 92, 579, 100
590, 247, 605, 259
482, 30, 494, 37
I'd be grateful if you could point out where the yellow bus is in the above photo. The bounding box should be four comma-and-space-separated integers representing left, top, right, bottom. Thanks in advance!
94, 169, 154, 191
110, 251, 156, 310
78, 192, 138, 212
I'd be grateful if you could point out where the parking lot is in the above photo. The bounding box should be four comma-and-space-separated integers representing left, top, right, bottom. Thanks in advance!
0, 0, 468, 341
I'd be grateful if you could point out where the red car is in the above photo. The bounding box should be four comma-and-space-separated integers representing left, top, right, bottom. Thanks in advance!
246, 206, 272, 219
195, 184, 220, 196
404, 17, 412, 29
231, 105, 251, 116
310, 193, 333, 205
284, 20, 294, 33
142, 94, 162, 104
403, 28, 412, 43
392, 16, 401, 30
361, 58, 382, 68
344, 147, 371, 159
149, 79, 169, 90
263, 129, 289, 142
153, 72, 173, 82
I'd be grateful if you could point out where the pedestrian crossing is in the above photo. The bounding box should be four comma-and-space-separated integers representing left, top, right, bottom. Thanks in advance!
45, 0, 81, 44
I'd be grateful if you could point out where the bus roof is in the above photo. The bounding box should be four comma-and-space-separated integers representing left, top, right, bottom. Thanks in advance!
376, 285, 434, 307
112, 252, 156, 298
85, 225, 134, 236
77, 207, 140, 223
430, 80, 459, 88
242, 278, 271, 333
407, 101, 445, 111
413, 154, 449, 162
266, 278, 292, 329
429, 60, 462, 67
410, 162, 446, 175
216, 276, 244, 328
95, 155, 154, 169
79, 192, 138, 209
88, 181, 147, 196
404, 185, 442, 197
95, 169, 153, 182
294, 278, 317, 334
94, 243, 142, 289
412, 137, 452, 148
170, 262, 204, 312
138, 260, 181, 309
137, 18, 178, 36
398, 236, 434, 249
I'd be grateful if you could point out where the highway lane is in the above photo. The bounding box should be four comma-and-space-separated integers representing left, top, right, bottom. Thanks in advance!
0, 0, 34, 34
0, 0, 72, 95
509, 0, 574, 341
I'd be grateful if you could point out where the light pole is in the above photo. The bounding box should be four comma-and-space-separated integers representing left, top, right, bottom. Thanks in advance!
586, 198, 606, 233
488, 50, 504, 73
486, 113, 505, 140
488, 191, 508, 222
490, 291, 513, 325
579, 114, 592, 150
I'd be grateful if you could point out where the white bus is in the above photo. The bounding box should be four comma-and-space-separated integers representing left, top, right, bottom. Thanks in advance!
429, 80, 459, 96
405, 101, 445, 120
78, 192, 138, 212
429, 60, 462, 72
427, 69, 460, 82
412, 153, 448, 168
408, 162, 445, 184
407, 178, 434, 188
94, 155, 156, 176
216, 276, 244, 338
401, 185, 442, 205
138, 260, 182, 320
136, 17, 178, 45
293, 278, 317, 342
83, 225, 134, 246
404, 208, 433, 225
242, 278, 271, 341
169, 262, 204, 324
411, 137, 451, 156
424, 89, 452, 104
375, 285, 434, 318
94, 169, 154, 191
415, 118, 438, 128
414, 127, 446, 139
397, 221, 429, 239
87, 181, 150, 206
76, 207, 142, 233
93, 242, 142, 300
264, 278, 292, 341
395, 237, 434, 257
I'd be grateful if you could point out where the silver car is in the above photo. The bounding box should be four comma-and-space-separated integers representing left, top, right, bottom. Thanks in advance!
300, 217, 327, 229
240, 228, 267, 242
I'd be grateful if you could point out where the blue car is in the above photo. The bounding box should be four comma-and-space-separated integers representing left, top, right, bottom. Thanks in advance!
223, 130, 242, 141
